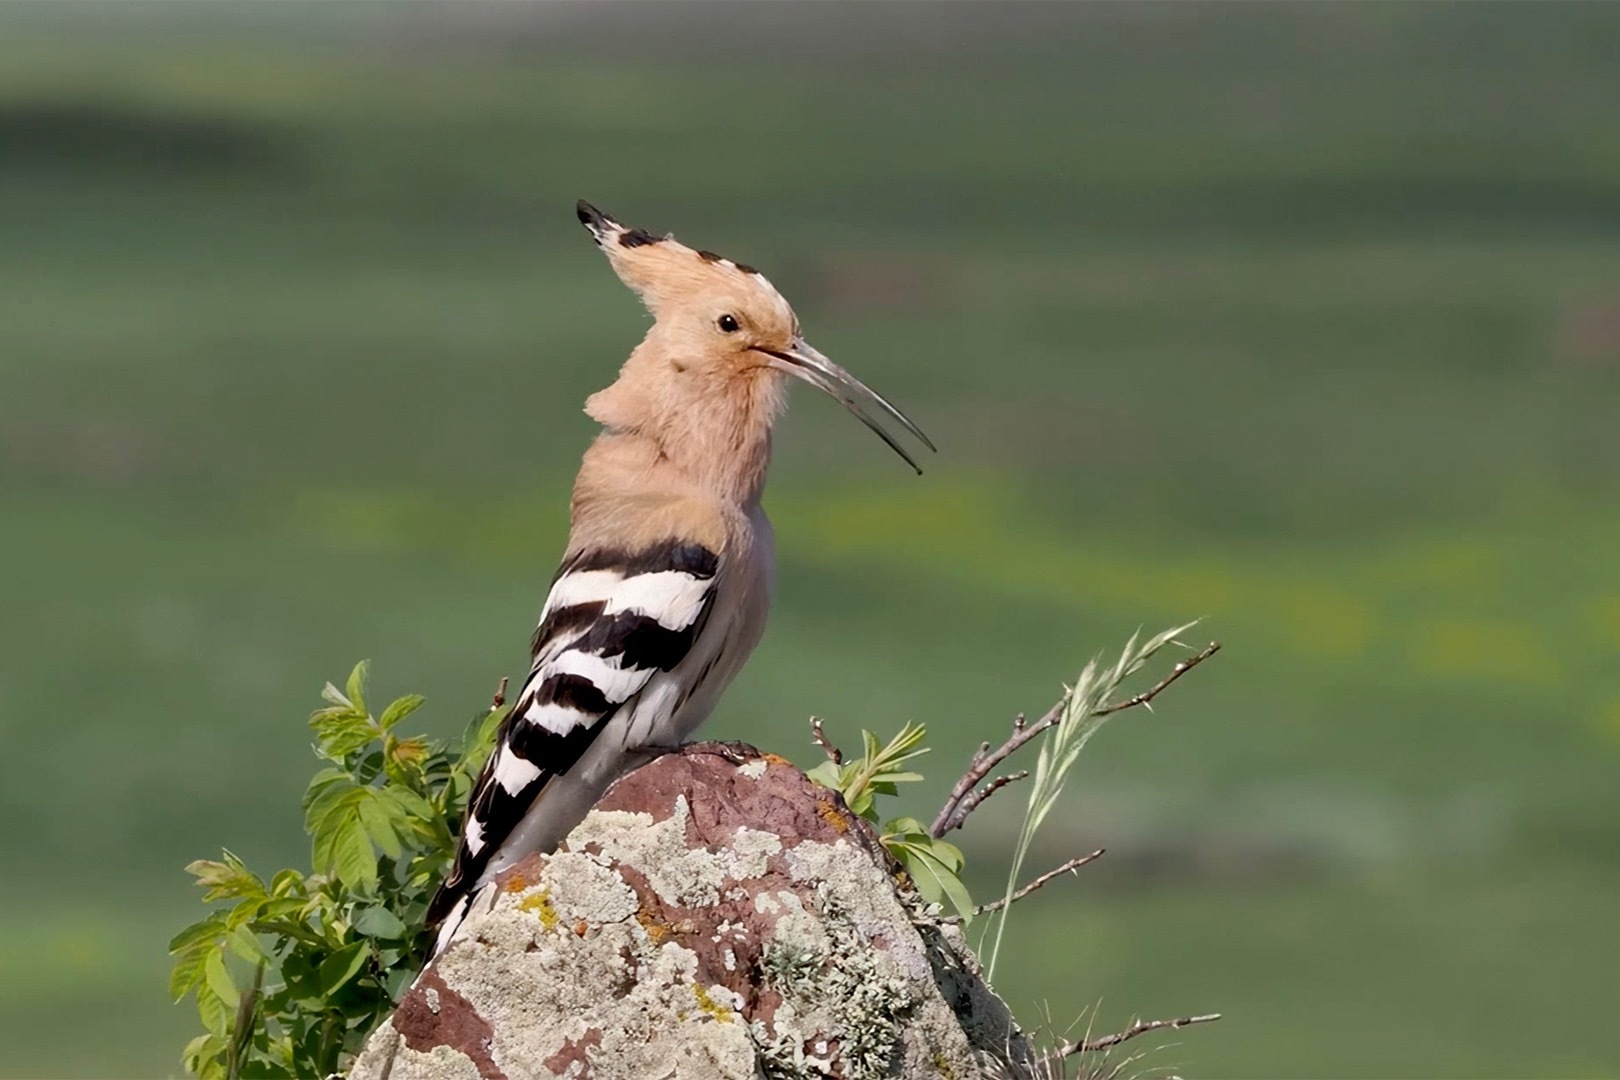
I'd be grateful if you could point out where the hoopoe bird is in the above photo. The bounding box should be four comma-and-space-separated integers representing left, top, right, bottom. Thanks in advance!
425, 201, 933, 954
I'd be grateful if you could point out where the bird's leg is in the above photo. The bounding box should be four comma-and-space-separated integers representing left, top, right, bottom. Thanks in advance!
625, 740, 686, 758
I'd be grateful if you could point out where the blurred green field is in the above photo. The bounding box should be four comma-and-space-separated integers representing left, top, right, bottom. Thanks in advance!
2, 3, 1618, 1076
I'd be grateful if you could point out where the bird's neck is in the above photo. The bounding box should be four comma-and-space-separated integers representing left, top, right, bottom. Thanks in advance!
583, 359, 786, 507
571, 428, 769, 543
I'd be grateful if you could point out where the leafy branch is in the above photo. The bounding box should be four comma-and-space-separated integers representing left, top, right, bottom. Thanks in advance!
806, 722, 974, 921
168, 662, 501, 1079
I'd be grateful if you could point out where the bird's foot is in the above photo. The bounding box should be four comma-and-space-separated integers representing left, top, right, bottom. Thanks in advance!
684, 739, 763, 765
626, 739, 761, 766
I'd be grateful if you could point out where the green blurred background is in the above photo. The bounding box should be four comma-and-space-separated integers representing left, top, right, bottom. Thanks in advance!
2, 2, 1618, 1075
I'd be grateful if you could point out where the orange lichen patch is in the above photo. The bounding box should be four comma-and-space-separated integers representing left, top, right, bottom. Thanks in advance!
815, 797, 850, 834
760, 752, 793, 768
499, 866, 535, 894
636, 910, 671, 943
517, 889, 559, 931
573, 920, 589, 938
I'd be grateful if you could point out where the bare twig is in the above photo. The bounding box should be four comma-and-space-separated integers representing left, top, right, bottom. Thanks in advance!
1054, 1013, 1222, 1058
930, 712, 1058, 837
491, 676, 509, 710
809, 717, 842, 765
978, 850, 1104, 915
1094, 641, 1221, 716
930, 641, 1220, 839
942, 850, 1104, 924
949, 769, 1029, 827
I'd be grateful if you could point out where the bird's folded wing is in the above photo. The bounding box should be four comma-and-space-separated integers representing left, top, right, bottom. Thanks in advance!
426, 539, 720, 927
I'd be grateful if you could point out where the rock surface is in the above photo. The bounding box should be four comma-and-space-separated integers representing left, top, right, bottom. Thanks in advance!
350, 743, 1032, 1080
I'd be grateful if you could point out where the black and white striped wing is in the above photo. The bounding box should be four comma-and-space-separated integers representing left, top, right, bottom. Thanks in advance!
426, 540, 720, 929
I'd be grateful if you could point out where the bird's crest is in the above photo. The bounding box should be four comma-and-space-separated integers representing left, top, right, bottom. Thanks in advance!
575, 199, 793, 330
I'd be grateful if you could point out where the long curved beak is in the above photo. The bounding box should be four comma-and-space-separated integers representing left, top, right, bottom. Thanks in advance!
755, 340, 936, 474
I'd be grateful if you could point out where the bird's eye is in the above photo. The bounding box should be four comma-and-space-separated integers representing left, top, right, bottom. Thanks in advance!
717, 314, 740, 333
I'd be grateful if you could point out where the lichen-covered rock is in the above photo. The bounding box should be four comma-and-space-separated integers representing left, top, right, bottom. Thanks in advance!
351, 743, 1032, 1080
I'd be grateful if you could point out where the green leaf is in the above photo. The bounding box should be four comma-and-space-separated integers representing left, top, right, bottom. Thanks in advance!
928, 863, 974, 923
256, 896, 308, 922
879, 722, 928, 760
351, 905, 408, 940
170, 948, 215, 1003
384, 965, 415, 1003
929, 837, 965, 873
871, 769, 925, 784
224, 896, 266, 931
317, 942, 370, 995
804, 760, 842, 790
457, 707, 504, 771
169, 914, 229, 1001
345, 660, 371, 718
846, 787, 875, 817
302, 766, 351, 800
380, 784, 437, 824
169, 914, 228, 957
327, 817, 379, 894
182, 1033, 226, 1078
302, 772, 360, 833
196, 981, 231, 1039
378, 693, 425, 731
169, 954, 209, 1005
187, 852, 268, 904
203, 949, 240, 1011
304, 779, 367, 844
356, 793, 404, 860
226, 924, 267, 964
269, 869, 306, 898
881, 816, 929, 839
313, 715, 377, 760
893, 840, 974, 922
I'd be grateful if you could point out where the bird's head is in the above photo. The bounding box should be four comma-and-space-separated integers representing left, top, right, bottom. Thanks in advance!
575, 200, 933, 480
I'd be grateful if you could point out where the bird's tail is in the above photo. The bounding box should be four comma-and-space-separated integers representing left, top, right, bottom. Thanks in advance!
423, 871, 478, 961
